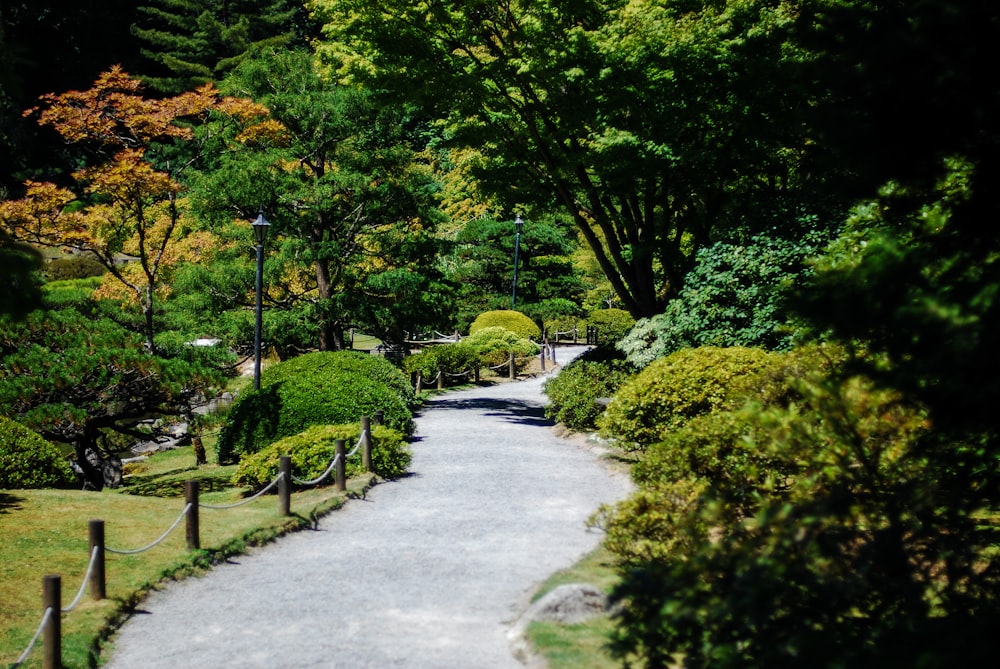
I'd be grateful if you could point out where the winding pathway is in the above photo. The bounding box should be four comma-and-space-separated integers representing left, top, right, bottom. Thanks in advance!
104, 346, 630, 668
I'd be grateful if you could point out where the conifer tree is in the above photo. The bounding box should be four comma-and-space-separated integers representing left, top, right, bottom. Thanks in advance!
132, 0, 315, 93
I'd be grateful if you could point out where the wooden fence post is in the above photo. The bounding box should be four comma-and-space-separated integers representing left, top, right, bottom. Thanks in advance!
374, 410, 384, 426
42, 575, 60, 669
185, 480, 200, 550
437, 370, 444, 390
279, 456, 291, 516
508, 352, 516, 379
88, 519, 106, 600
540, 340, 547, 371
335, 439, 346, 492
415, 373, 423, 394
361, 417, 373, 472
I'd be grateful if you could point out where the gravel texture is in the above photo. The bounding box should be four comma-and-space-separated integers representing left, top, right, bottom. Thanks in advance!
103, 346, 632, 669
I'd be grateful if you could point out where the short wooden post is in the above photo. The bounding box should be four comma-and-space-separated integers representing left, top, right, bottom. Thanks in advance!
185, 480, 200, 550
508, 352, 516, 379
540, 341, 547, 371
278, 456, 291, 516
374, 410, 384, 426
550, 343, 557, 365
335, 439, 346, 492
360, 417, 373, 472
474, 366, 481, 383
42, 574, 60, 669
437, 370, 444, 390
88, 519, 106, 600
415, 373, 423, 394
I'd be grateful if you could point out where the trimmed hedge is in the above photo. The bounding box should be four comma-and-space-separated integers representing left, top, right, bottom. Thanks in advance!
598, 346, 781, 451
0, 416, 76, 489
217, 354, 414, 464
586, 308, 636, 344
464, 326, 540, 371
469, 309, 541, 340
232, 423, 410, 488
543, 347, 635, 431
403, 341, 481, 385
262, 350, 416, 408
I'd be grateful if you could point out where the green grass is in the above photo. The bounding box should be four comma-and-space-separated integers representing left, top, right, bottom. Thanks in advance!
525, 544, 624, 669
0, 438, 374, 668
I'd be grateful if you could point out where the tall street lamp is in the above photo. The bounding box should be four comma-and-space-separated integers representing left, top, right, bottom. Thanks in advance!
511, 214, 524, 309
251, 207, 270, 390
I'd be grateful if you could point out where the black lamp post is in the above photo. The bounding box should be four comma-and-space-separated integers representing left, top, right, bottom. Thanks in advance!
251, 207, 270, 390
511, 215, 524, 309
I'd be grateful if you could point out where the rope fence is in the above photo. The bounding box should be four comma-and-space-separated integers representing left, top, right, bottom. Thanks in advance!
12, 413, 381, 669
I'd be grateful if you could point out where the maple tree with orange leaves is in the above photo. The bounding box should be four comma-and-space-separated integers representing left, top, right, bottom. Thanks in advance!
0, 66, 270, 351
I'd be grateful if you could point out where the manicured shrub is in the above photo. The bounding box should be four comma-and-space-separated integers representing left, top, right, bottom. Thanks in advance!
464, 326, 540, 372
598, 346, 781, 451
403, 341, 481, 385
46, 255, 106, 280
263, 350, 416, 408
469, 309, 541, 340
232, 423, 410, 488
543, 347, 635, 431
0, 416, 76, 489
217, 367, 413, 464
585, 308, 636, 345
543, 315, 587, 341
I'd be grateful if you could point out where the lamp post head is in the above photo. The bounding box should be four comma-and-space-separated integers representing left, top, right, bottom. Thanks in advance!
252, 207, 270, 245
515, 215, 523, 234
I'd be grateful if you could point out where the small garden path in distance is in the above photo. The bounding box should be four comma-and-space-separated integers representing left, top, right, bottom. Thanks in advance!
103, 345, 631, 669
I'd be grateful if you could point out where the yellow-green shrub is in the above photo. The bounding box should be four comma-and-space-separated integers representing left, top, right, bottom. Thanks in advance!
464, 326, 540, 371
232, 423, 410, 488
0, 416, 76, 489
598, 346, 780, 451
469, 309, 541, 340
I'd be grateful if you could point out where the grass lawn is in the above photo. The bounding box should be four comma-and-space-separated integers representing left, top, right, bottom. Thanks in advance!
0, 439, 373, 668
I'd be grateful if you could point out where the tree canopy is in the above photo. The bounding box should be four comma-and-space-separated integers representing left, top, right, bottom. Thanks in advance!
311, 0, 832, 318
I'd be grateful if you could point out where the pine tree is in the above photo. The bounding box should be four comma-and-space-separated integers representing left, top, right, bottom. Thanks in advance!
132, 0, 315, 94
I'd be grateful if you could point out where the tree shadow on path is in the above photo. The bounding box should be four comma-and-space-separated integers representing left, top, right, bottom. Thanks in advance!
423, 397, 554, 428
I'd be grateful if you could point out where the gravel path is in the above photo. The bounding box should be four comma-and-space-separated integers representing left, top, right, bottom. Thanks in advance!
103, 346, 631, 668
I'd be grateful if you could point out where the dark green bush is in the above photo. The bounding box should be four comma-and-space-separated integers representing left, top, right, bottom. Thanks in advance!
598, 346, 781, 451
543, 347, 635, 431
469, 309, 541, 340
263, 350, 416, 408
217, 368, 413, 464
0, 416, 76, 489
585, 308, 636, 345
232, 423, 410, 488
45, 255, 106, 280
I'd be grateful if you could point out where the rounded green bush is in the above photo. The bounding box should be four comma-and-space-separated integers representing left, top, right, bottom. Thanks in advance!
217, 368, 413, 464
0, 416, 76, 489
543, 348, 635, 431
464, 326, 540, 371
46, 255, 106, 280
232, 423, 410, 488
585, 308, 636, 344
469, 309, 541, 340
544, 315, 587, 341
598, 346, 780, 451
403, 341, 480, 385
262, 350, 416, 408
